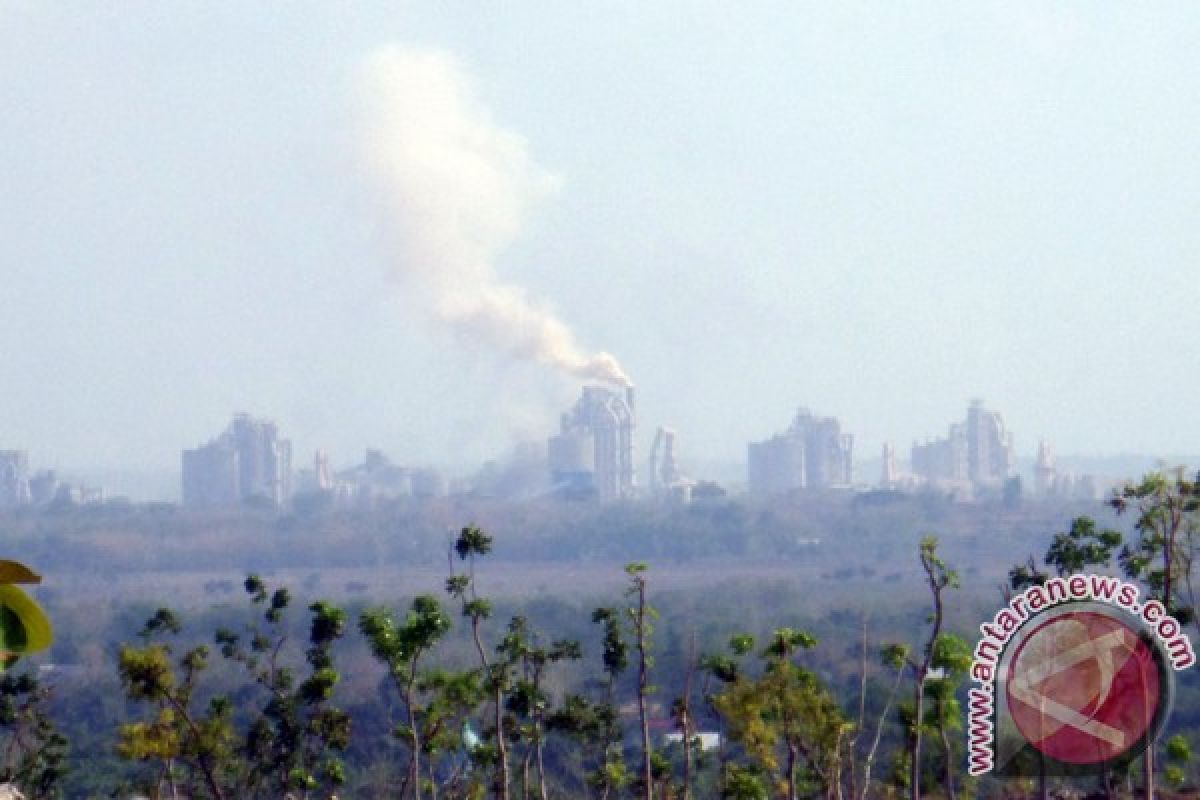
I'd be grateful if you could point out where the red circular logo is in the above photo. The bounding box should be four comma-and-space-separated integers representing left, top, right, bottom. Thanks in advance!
1006, 611, 1161, 765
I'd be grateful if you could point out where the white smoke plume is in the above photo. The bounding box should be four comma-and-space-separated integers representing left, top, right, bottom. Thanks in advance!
356, 45, 632, 388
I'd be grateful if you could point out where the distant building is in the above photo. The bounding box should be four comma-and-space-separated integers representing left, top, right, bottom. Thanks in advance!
911, 423, 969, 486
1034, 440, 1056, 496
182, 413, 293, 508
1032, 440, 1106, 501
292, 448, 451, 509
0, 451, 31, 507
747, 408, 853, 495
880, 443, 899, 488
182, 437, 239, 508
4, 462, 105, 508
54, 484, 104, 506
967, 399, 1015, 487
28, 470, 58, 505
314, 450, 335, 491
648, 427, 681, 491
547, 386, 636, 500
337, 449, 418, 506
647, 426, 695, 502
911, 399, 1014, 493
228, 413, 293, 503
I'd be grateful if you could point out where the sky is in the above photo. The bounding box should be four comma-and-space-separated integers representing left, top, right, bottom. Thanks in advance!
1, 2, 1198, 482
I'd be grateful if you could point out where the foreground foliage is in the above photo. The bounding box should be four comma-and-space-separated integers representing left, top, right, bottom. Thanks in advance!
4, 470, 1200, 797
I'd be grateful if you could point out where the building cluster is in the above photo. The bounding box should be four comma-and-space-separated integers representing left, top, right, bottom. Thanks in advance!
0, 451, 30, 507
0, 451, 104, 507
888, 399, 1016, 495
747, 408, 854, 496
297, 448, 446, 508
182, 413, 293, 508
878, 399, 1017, 498
181, 414, 450, 510
546, 386, 637, 501
1032, 440, 1103, 500
5, 392, 1125, 512
646, 426, 694, 503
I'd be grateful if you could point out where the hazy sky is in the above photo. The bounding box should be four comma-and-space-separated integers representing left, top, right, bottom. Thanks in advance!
2, 3, 1198, 476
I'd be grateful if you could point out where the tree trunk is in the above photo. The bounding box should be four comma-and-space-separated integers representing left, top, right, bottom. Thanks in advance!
635, 581, 654, 800
470, 614, 510, 800
536, 731, 548, 800
679, 707, 692, 800
407, 675, 423, 800
849, 614, 867, 800
495, 679, 511, 800
935, 691, 955, 800
859, 665, 903, 800
681, 631, 697, 800
830, 725, 845, 800
786, 740, 799, 800
909, 677, 924, 800
912, 540, 947, 800
162, 693, 226, 800
535, 700, 549, 800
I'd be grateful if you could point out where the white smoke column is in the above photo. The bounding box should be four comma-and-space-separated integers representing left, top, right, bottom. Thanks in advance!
356, 45, 631, 388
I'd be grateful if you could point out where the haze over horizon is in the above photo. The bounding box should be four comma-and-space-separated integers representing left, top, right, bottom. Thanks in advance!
2, 3, 1198, 475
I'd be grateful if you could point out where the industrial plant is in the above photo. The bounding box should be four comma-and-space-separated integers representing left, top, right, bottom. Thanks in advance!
647, 426, 695, 503
868, 398, 1092, 501
297, 448, 447, 508
0, 451, 31, 507
0, 450, 105, 507
747, 407, 855, 495
182, 413, 293, 508
547, 385, 637, 501
0, 391, 1114, 510
885, 398, 1016, 495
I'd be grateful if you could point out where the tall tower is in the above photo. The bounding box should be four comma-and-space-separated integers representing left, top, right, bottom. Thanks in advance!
966, 398, 987, 484
881, 443, 898, 488
1034, 440, 1056, 496
182, 414, 293, 508
0, 451, 31, 507
965, 398, 1014, 486
547, 386, 636, 500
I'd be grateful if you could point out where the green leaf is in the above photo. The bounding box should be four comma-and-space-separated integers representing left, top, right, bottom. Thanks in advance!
1167, 734, 1191, 763
0, 607, 28, 654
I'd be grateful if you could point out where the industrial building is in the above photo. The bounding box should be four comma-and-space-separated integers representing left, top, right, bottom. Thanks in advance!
0, 452, 104, 507
182, 413, 293, 508
292, 448, 447, 508
967, 399, 1015, 486
547, 386, 636, 500
910, 423, 969, 486
747, 408, 854, 495
909, 399, 1014, 492
0, 451, 31, 507
647, 427, 695, 503
1032, 440, 1104, 500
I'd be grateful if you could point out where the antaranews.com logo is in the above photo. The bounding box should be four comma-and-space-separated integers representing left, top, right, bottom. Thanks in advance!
968, 574, 1195, 777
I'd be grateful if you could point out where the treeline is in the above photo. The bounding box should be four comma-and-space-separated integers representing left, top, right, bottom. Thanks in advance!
0, 490, 1103, 576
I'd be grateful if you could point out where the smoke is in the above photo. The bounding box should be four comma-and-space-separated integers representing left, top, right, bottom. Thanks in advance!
355, 45, 632, 388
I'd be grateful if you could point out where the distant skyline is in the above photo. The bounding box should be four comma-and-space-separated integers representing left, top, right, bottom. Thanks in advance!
2, 3, 1198, 473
